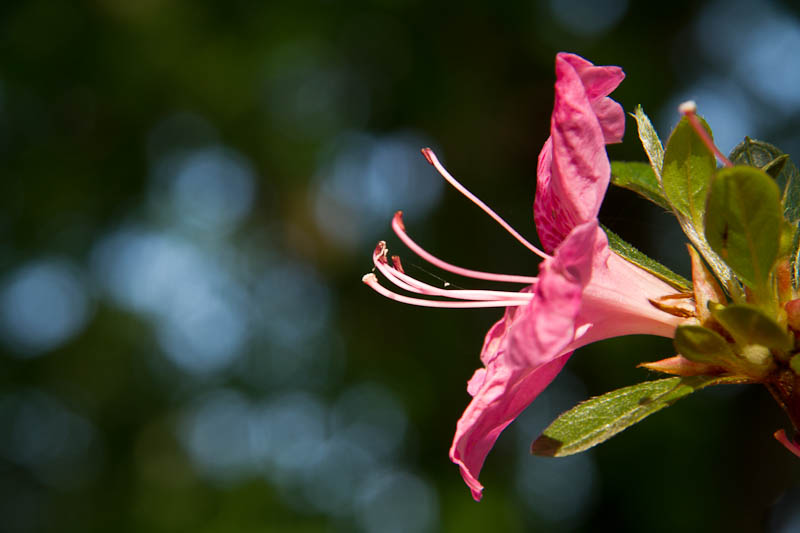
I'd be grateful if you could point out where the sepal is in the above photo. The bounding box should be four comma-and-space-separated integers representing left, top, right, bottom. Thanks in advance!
638, 354, 724, 377
688, 244, 726, 323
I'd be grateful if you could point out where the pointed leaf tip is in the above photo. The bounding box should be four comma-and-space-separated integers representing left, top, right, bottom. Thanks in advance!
633, 105, 664, 179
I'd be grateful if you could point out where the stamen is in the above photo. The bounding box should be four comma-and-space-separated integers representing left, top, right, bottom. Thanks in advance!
372, 242, 419, 293
372, 243, 535, 302
362, 274, 530, 308
391, 256, 404, 273
679, 101, 733, 167
648, 294, 696, 318
421, 148, 550, 259
774, 429, 800, 458
392, 212, 539, 284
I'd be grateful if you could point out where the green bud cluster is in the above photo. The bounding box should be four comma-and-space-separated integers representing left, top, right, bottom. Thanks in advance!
534, 107, 800, 458
672, 138, 799, 382
612, 111, 800, 431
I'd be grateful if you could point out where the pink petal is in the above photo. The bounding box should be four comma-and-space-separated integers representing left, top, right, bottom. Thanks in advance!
449, 222, 685, 501
549, 61, 613, 232
466, 368, 486, 397
556, 53, 625, 143
450, 221, 598, 501
591, 96, 625, 144
533, 140, 571, 252
534, 53, 626, 252
509, 220, 597, 367
451, 349, 571, 501
557, 53, 625, 102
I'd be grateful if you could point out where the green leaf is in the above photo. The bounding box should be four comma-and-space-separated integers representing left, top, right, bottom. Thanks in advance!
704, 166, 783, 290
662, 116, 716, 228
673, 324, 735, 365
650, 115, 734, 289
728, 137, 800, 290
531, 375, 740, 457
633, 105, 664, 178
603, 225, 691, 291
729, 137, 800, 223
763, 154, 790, 180
610, 161, 670, 210
710, 303, 793, 351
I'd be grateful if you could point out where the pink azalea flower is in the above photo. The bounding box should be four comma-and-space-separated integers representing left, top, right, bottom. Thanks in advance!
363, 53, 687, 500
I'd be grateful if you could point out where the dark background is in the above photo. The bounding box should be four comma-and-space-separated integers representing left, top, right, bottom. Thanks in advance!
1, 0, 799, 531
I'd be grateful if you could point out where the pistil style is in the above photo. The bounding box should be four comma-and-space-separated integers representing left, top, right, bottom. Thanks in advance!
679, 100, 734, 167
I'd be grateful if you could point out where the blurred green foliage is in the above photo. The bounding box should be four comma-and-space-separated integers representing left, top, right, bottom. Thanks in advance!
1, 0, 799, 532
